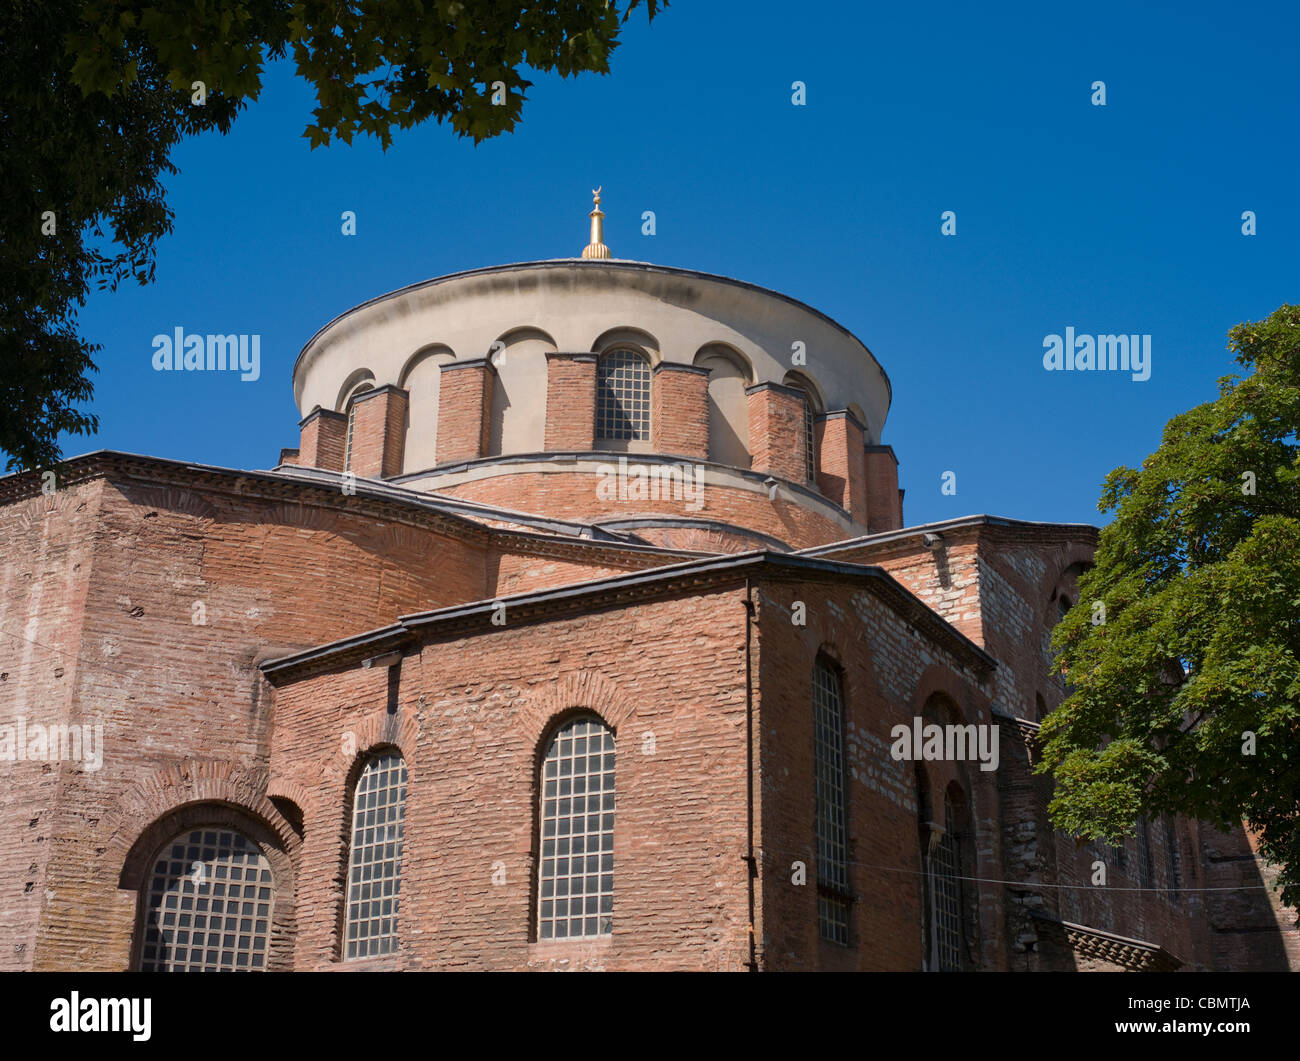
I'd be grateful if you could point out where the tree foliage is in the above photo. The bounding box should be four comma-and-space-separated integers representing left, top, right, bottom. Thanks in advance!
1038, 305, 1300, 909
1, 0, 663, 471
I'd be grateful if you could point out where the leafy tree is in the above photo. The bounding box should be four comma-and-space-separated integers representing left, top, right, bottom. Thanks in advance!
1038, 304, 1300, 910
1, 0, 664, 472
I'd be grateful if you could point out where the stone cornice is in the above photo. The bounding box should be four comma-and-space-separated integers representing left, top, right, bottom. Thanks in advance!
1029, 913, 1183, 971
744, 380, 806, 401
545, 351, 598, 363
652, 362, 710, 376
817, 407, 867, 433
439, 357, 495, 372
349, 382, 408, 403
298, 407, 347, 428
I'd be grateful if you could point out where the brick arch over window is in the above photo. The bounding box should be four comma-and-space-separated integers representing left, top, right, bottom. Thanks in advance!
913, 689, 975, 820
518, 670, 639, 758
118, 797, 297, 972
265, 780, 313, 821
1044, 554, 1095, 629
319, 712, 420, 793
109, 760, 300, 877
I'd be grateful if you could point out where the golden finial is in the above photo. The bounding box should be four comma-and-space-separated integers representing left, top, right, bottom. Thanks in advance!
582, 186, 611, 259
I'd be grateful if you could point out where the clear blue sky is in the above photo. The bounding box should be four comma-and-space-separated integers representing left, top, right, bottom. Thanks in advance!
73, 0, 1299, 529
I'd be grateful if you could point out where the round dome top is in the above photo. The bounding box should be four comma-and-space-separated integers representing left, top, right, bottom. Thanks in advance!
293, 258, 891, 441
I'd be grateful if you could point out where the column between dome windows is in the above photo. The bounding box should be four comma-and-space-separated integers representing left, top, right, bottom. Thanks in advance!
543, 353, 598, 451
650, 363, 710, 460
346, 384, 410, 479
437, 358, 497, 463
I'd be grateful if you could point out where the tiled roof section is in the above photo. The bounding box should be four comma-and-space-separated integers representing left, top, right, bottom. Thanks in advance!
259, 551, 998, 684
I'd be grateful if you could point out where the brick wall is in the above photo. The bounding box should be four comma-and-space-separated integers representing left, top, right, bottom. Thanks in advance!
0, 481, 105, 971
863, 445, 903, 533
544, 354, 596, 451
751, 576, 995, 971
437, 360, 494, 464
814, 412, 867, 525
347, 386, 408, 479
747, 383, 807, 484
1, 469, 495, 970
269, 588, 754, 970
298, 409, 347, 472
651, 364, 709, 459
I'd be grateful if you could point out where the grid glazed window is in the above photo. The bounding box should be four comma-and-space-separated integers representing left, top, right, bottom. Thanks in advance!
1137, 816, 1154, 889
929, 798, 963, 971
801, 395, 816, 483
343, 383, 372, 470
813, 657, 850, 944
1097, 837, 1124, 869
1163, 815, 1182, 899
537, 716, 615, 940
344, 752, 407, 959
595, 349, 650, 442
138, 828, 273, 972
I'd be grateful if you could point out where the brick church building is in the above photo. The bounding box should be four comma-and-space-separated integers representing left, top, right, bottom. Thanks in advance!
2, 196, 1295, 972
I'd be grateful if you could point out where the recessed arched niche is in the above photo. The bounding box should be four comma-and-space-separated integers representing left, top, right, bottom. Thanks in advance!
487, 327, 556, 457
693, 343, 754, 468
398, 345, 455, 474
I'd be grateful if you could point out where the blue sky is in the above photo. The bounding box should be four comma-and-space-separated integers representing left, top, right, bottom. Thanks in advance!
73, 0, 1298, 529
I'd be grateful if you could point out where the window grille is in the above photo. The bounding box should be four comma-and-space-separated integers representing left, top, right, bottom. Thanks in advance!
595, 350, 650, 441
1137, 816, 1154, 889
1163, 815, 1182, 899
344, 752, 407, 959
801, 396, 817, 483
538, 716, 615, 940
929, 805, 964, 972
139, 828, 273, 972
813, 658, 850, 943
343, 383, 373, 470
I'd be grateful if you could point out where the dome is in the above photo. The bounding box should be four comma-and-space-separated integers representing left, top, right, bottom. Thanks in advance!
287, 207, 903, 551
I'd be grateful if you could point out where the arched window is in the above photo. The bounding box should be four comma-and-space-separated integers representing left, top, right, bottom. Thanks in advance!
813, 656, 850, 944
927, 791, 964, 971
783, 372, 820, 484
138, 828, 274, 972
1163, 814, 1182, 899
595, 349, 650, 444
344, 751, 408, 959
537, 715, 615, 940
343, 381, 374, 471
1136, 815, 1154, 889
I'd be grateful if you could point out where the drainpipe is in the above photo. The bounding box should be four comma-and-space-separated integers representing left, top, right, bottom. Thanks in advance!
744, 578, 758, 972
